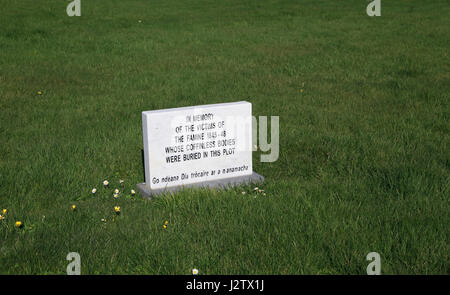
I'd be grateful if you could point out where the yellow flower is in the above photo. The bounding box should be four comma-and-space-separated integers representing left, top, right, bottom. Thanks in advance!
163, 224, 167, 229
0, 215, 4, 221
2, 209, 6, 215
114, 206, 120, 213
164, 220, 169, 225
71, 205, 76, 211
15, 221, 22, 228
37, 91, 43, 95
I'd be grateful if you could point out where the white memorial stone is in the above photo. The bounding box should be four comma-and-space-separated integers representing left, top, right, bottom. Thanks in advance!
136, 101, 263, 198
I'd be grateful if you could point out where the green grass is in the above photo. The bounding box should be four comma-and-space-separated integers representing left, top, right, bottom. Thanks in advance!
0, 0, 449, 274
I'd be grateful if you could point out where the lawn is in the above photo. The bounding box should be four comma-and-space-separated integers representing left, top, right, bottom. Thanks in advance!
0, 0, 448, 274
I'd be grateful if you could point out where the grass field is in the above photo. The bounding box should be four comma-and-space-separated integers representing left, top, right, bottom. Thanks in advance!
0, 0, 449, 274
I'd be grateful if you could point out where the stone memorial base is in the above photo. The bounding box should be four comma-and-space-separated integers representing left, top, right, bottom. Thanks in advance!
136, 172, 264, 199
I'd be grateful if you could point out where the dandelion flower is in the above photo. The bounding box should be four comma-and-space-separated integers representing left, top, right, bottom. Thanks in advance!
164, 220, 169, 225
71, 205, 76, 211
114, 206, 120, 213
2, 209, 6, 215
103, 180, 109, 186
131, 189, 136, 196
163, 224, 167, 229
15, 221, 22, 228
192, 268, 199, 275
92, 188, 97, 194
